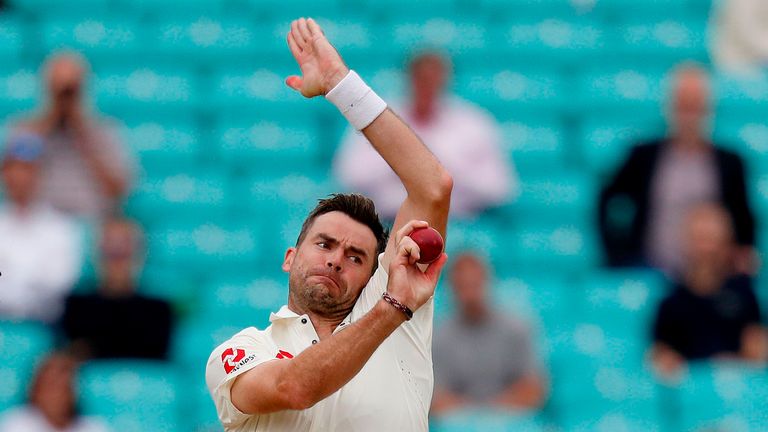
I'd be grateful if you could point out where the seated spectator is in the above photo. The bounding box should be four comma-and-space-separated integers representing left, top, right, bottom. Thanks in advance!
651, 204, 767, 376
432, 253, 547, 415
334, 51, 517, 220
11, 52, 133, 220
0, 133, 83, 323
598, 64, 756, 277
711, 0, 768, 73
0, 351, 110, 432
60, 216, 173, 360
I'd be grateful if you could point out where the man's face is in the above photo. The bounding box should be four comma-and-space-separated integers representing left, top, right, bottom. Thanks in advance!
1, 160, 39, 206
684, 207, 733, 273
450, 256, 488, 317
99, 220, 138, 295
410, 56, 447, 107
283, 212, 379, 316
669, 71, 710, 142
46, 57, 84, 111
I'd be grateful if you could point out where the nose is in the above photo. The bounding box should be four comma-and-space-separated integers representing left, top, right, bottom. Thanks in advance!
326, 251, 343, 272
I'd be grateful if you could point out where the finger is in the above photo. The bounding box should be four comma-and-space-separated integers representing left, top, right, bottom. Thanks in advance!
287, 32, 302, 60
307, 18, 323, 38
285, 76, 303, 91
297, 17, 313, 44
423, 253, 448, 283
291, 20, 307, 47
397, 236, 421, 265
394, 220, 430, 246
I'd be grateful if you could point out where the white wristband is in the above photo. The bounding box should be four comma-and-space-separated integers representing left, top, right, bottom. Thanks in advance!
325, 70, 387, 131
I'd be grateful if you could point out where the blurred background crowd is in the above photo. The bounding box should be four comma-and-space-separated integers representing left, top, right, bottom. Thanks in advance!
0, 0, 767, 430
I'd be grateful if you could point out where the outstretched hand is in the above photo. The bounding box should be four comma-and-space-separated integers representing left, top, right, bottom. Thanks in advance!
285, 18, 350, 98
386, 220, 448, 313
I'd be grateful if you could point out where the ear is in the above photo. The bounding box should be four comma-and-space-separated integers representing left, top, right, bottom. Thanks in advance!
282, 247, 297, 273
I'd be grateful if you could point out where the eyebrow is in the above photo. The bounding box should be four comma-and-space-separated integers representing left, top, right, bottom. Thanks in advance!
316, 233, 370, 259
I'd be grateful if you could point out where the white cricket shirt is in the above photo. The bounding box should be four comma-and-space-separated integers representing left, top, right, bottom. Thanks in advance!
205, 254, 434, 431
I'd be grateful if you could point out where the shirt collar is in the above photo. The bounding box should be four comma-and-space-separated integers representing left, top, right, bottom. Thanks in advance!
269, 305, 300, 323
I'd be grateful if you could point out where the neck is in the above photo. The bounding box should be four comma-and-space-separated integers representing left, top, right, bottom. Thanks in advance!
288, 297, 349, 340
460, 304, 490, 324
671, 135, 708, 153
411, 100, 438, 124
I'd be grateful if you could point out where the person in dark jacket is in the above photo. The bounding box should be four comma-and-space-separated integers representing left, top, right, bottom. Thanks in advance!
60, 216, 173, 360
598, 64, 756, 277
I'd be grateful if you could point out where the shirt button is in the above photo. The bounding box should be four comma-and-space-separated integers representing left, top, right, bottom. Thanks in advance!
301, 318, 307, 324
312, 340, 318, 344
340, 322, 345, 326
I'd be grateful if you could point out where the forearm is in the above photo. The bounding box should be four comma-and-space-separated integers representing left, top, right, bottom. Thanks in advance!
278, 300, 406, 408
361, 109, 450, 202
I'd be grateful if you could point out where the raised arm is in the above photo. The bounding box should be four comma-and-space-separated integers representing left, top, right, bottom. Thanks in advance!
284, 18, 453, 269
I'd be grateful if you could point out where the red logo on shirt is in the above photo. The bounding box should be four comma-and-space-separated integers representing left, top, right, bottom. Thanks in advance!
276, 350, 294, 359
222, 348, 246, 374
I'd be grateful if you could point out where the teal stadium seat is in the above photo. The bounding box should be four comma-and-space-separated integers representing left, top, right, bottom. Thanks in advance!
208, 67, 316, 117
607, 17, 708, 65
215, 118, 322, 171
576, 67, 668, 115
506, 224, 599, 273
6, 0, 110, 13
491, 18, 605, 67
386, 18, 490, 57
674, 363, 768, 432
455, 68, 565, 116
119, 118, 201, 173
40, 17, 144, 67
0, 17, 24, 62
146, 221, 261, 275
493, 275, 573, 341
94, 66, 200, 117
149, 16, 260, 65
0, 67, 39, 117
431, 409, 547, 432
200, 276, 287, 329
125, 170, 230, 224
511, 171, 597, 225
577, 113, 665, 176
79, 361, 181, 432
498, 115, 566, 174
0, 321, 53, 412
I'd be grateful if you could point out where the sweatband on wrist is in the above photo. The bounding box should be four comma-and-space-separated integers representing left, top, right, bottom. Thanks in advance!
325, 70, 387, 131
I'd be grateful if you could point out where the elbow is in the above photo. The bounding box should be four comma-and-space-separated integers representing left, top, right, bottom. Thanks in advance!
424, 169, 453, 207
277, 378, 319, 411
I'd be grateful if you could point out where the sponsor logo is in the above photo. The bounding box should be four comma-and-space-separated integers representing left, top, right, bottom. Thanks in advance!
276, 350, 294, 359
221, 348, 245, 374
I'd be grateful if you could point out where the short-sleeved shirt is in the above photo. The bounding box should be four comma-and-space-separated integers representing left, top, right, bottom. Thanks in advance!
432, 312, 537, 401
652, 275, 762, 359
205, 254, 434, 432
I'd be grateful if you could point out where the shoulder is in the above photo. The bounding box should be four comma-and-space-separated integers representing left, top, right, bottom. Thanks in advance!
447, 97, 497, 126
713, 146, 745, 166
0, 406, 40, 428
73, 416, 112, 432
206, 327, 277, 388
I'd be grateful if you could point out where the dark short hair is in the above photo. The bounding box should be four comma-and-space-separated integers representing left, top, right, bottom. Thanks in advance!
296, 194, 389, 270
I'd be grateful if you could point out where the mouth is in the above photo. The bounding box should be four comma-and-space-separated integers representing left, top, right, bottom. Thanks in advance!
310, 274, 341, 291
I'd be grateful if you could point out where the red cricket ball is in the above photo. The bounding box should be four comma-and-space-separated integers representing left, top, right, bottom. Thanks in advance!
408, 227, 444, 264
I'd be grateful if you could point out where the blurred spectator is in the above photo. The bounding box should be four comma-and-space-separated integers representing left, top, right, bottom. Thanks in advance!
431, 253, 546, 415
11, 52, 133, 220
0, 351, 110, 432
0, 133, 82, 323
651, 204, 767, 376
60, 216, 173, 360
334, 51, 517, 220
598, 64, 756, 277
711, 0, 768, 73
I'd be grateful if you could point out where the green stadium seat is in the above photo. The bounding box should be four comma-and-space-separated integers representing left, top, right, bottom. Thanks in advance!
431, 409, 547, 432
40, 17, 143, 66
674, 362, 768, 432
511, 171, 597, 224
455, 69, 565, 115
0, 68, 39, 116
94, 66, 200, 116
215, 118, 322, 171
125, 170, 230, 223
119, 118, 201, 173
79, 361, 181, 432
498, 115, 566, 174
577, 113, 665, 176
0, 321, 53, 412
